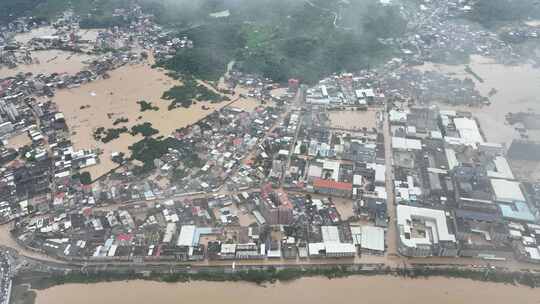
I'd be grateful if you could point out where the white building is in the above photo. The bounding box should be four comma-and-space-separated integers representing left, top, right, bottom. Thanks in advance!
176, 225, 196, 247
162, 223, 177, 243
360, 226, 385, 255
397, 205, 457, 257
487, 156, 515, 180
392, 137, 422, 150
453, 117, 484, 146
490, 179, 525, 203
308, 226, 356, 258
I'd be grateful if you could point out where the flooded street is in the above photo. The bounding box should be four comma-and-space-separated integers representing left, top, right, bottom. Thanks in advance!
35, 276, 540, 304
416, 55, 540, 146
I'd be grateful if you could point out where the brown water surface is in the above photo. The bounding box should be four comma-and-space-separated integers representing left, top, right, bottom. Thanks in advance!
35, 276, 540, 304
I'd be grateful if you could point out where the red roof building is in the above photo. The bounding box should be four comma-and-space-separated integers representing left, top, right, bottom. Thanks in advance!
312, 178, 352, 198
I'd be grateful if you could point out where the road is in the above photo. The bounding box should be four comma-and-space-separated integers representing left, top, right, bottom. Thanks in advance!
383, 109, 398, 259
284, 86, 305, 174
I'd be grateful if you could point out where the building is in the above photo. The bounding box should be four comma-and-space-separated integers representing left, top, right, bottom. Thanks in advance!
308, 226, 356, 258
397, 205, 458, 257
312, 178, 352, 198
487, 156, 515, 180
360, 225, 385, 255
260, 188, 294, 225
219, 243, 236, 260
453, 117, 484, 146
342, 141, 376, 163
235, 243, 263, 259
176, 225, 196, 247
391, 137, 422, 150
453, 210, 513, 259
162, 223, 176, 244
0, 121, 13, 136
490, 179, 536, 222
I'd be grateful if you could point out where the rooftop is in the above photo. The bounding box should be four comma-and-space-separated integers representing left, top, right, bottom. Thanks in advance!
313, 178, 353, 191
397, 205, 456, 248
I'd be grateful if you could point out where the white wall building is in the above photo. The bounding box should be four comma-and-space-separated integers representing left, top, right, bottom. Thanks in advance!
397, 205, 457, 257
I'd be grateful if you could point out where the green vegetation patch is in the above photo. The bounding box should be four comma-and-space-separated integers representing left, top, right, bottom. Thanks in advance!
30, 0, 132, 26
130, 122, 159, 137
21, 265, 540, 289
157, 0, 406, 84
129, 137, 202, 175
129, 137, 177, 174
93, 126, 128, 143
73, 171, 92, 185
137, 100, 159, 112
161, 77, 225, 110
241, 24, 278, 49
157, 47, 230, 82
112, 117, 129, 126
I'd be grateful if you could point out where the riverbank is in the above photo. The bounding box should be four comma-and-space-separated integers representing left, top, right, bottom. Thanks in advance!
28, 274, 540, 304
13, 264, 540, 293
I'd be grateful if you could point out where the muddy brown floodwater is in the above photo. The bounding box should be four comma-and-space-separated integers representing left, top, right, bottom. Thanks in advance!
416, 55, 540, 146
35, 276, 540, 304
51, 62, 232, 178
327, 109, 378, 130
417, 55, 540, 181
0, 224, 60, 263
0, 50, 96, 79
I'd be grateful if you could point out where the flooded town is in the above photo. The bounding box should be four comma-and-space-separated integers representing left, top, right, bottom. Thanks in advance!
1, 0, 540, 303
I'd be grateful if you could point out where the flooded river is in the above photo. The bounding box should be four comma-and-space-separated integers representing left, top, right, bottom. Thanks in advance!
35, 276, 540, 304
